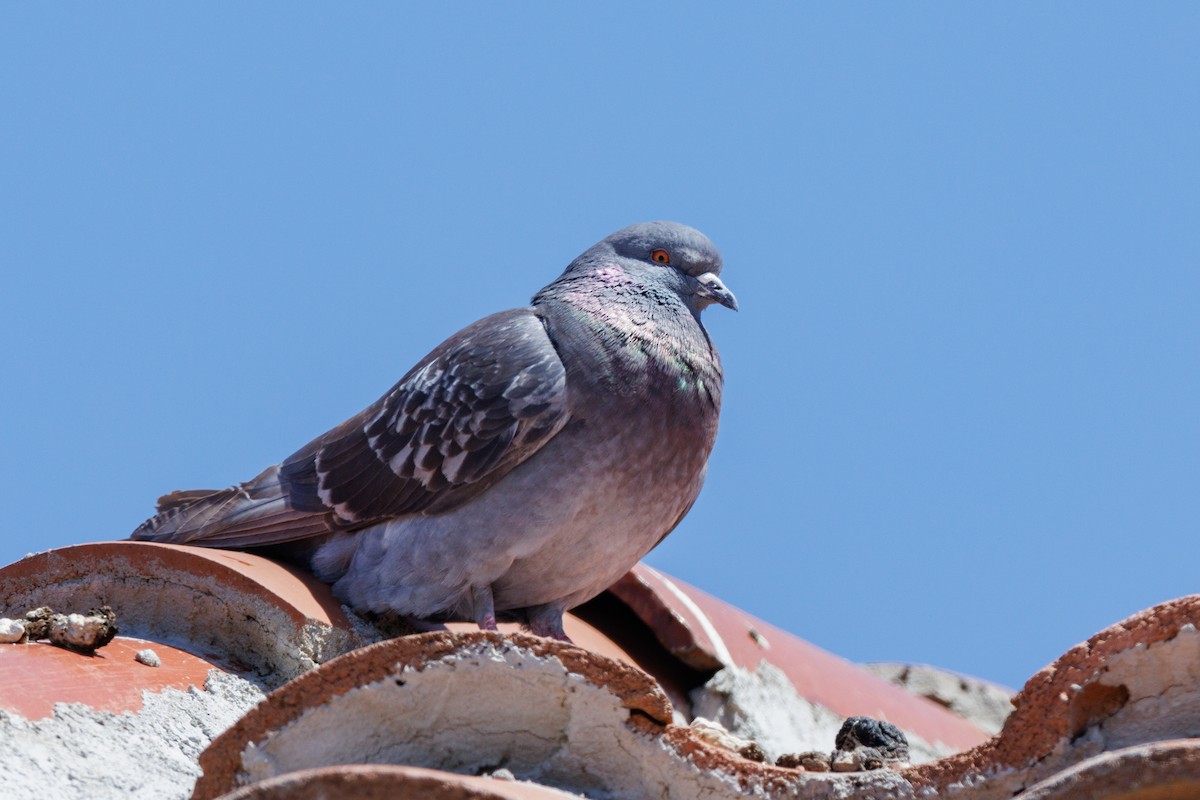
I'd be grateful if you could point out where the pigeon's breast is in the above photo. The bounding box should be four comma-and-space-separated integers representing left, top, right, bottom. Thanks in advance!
478, 296, 724, 608
485, 389, 719, 610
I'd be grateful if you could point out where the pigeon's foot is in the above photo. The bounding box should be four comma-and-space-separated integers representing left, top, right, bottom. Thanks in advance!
525, 602, 571, 642
472, 584, 499, 632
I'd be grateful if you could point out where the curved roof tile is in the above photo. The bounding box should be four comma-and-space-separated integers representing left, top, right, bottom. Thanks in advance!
214, 764, 584, 800
907, 594, 1200, 796
0, 541, 364, 685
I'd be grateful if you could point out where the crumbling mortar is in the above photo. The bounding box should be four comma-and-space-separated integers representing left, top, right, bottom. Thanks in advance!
464, 721, 563, 748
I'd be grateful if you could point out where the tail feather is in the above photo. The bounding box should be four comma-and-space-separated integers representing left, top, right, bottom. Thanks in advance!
132, 465, 332, 548
156, 489, 226, 513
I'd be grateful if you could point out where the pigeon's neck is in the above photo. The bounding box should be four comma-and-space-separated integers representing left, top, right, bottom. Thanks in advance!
533, 264, 723, 408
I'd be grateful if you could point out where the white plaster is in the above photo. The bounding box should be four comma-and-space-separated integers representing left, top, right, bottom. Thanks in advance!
937, 623, 1200, 800
0, 670, 264, 800
1093, 623, 1200, 750
0, 618, 25, 643
863, 663, 1013, 736
691, 661, 951, 765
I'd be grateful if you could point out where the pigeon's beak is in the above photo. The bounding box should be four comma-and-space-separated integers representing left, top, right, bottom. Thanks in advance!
695, 272, 739, 312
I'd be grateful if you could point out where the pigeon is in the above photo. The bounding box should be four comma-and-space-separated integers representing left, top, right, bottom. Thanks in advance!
131, 221, 736, 640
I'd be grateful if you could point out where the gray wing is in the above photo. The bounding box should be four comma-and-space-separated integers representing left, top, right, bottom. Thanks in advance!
283, 308, 570, 523
132, 309, 571, 547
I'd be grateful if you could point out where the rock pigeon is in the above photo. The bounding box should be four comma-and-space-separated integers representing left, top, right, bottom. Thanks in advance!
131, 221, 736, 639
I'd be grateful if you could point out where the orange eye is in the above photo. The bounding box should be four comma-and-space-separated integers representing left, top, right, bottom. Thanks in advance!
651, 249, 671, 264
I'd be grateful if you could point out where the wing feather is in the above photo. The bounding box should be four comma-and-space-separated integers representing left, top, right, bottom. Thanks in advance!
133, 308, 571, 548
278, 308, 570, 529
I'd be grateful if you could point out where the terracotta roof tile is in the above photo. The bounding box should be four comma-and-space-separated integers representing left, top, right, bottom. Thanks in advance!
0, 541, 348, 627
214, 764, 586, 800
0, 541, 364, 685
906, 594, 1200, 796
0, 637, 219, 720
2, 542, 1199, 799
1014, 739, 1200, 800
191, 631, 673, 800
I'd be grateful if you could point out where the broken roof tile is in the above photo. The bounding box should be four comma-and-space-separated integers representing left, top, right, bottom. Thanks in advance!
613, 564, 991, 752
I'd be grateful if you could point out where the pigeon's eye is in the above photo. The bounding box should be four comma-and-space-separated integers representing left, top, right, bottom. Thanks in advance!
651, 249, 671, 264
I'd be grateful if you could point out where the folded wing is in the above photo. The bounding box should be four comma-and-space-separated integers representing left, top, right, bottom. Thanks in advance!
132, 309, 570, 547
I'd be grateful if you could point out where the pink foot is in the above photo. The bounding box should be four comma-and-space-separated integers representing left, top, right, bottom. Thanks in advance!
472, 584, 499, 632
526, 603, 571, 642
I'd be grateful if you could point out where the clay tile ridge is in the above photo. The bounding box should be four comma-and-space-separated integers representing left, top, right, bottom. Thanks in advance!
0, 541, 363, 684
191, 630, 674, 800
906, 593, 1200, 796
1014, 738, 1200, 800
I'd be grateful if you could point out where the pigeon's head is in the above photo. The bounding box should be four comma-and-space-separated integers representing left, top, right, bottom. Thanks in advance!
569, 221, 738, 314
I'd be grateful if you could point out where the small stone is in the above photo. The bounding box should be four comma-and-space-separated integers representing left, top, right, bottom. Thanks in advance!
830, 746, 886, 771
831, 750, 859, 772
775, 751, 831, 771
135, 648, 161, 667
0, 618, 26, 643
486, 768, 515, 781
689, 716, 755, 754
776, 753, 802, 769
800, 753, 832, 772
24, 606, 54, 640
52, 614, 93, 647
738, 742, 767, 762
29, 605, 119, 654
834, 716, 910, 762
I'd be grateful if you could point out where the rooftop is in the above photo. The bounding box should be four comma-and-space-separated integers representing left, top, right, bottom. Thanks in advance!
1, 541, 1197, 799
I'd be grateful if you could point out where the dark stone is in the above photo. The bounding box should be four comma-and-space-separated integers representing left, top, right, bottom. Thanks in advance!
834, 716, 909, 761
738, 742, 767, 763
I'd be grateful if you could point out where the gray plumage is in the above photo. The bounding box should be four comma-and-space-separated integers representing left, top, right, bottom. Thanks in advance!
131, 221, 736, 639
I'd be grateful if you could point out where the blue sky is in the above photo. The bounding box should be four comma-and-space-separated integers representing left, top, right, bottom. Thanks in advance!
2, 5, 1196, 690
